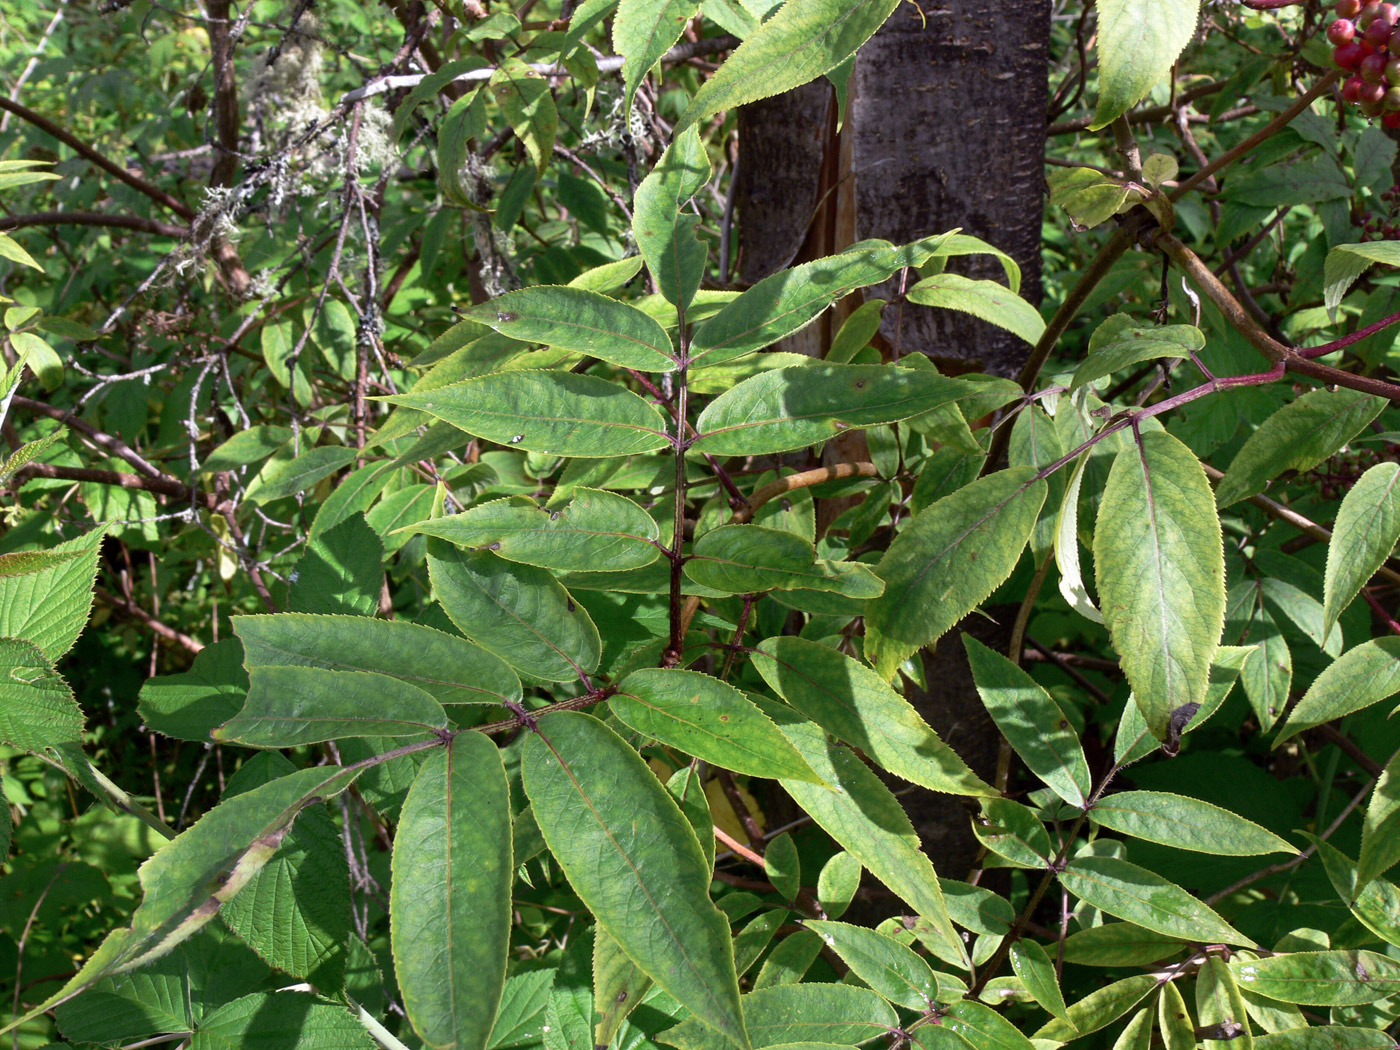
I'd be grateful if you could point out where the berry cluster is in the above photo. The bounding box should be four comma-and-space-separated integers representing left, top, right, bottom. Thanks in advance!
1331, 0, 1400, 126
1358, 185, 1400, 240
1307, 445, 1392, 499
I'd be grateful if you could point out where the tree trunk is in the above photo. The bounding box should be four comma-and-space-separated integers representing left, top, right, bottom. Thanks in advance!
736, 0, 1049, 901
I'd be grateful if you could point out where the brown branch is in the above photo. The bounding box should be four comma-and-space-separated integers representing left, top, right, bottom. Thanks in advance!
11, 396, 174, 482
733, 462, 880, 524
94, 586, 204, 654
0, 97, 194, 220
1047, 80, 1226, 135
0, 211, 188, 237
13, 462, 215, 506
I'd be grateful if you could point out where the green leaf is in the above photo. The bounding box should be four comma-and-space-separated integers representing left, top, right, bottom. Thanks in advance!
401, 489, 661, 572
1090, 0, 1201, 129
1325, 463, 1400, 644
544, 926, 595, 1050
54, 952, 194, 1043
906, 273, 1046, 346
522, 712, 749, 1049
817, 852, 861, 920
243, 445, 357, 504
751, 635, 995, 796
685, 524, 883, 596
309, 461, 396, 540
0, 426, 67, 485
1360, 749, 1400, 888
1072, 316, 1205, 392
865, 468, 1046, 682
804, 921, 941, 1011
0, 231, 44, 271
634, 126, 711, 310
1312, 838, 1400, 949
0, 525, 102, 660
0, 637, 82, 749
1215, 388, 1385, 508
769, 709, 965, 962
203, 425, 294, 472
972, 797, 1053, 869
689, 245, 930, 367
1275, 637, 1400, 744
235, 613, 522, 707
490, 59, 557, 176
467, 286, 677, 371
942, 1000, 1039, 1050
288, 514, 383, 618
138, 639, 248, 742
1197, 956, 1254, 1050
393, 734, 512, 1050
1032, 974, 1160, 1042
1047, 167, 1146, 229
11, 330, 62, 389
1254, 1029, 1400, 1050
429, 545, 600, 682
1010, 939, 1070, 1023
1061, 922, 1189, 966
691, 363, 971, 457
1090, 790, 1296, 856
1095, 430, 1224, 740
594, 927, 652, 1050
828, 299, 887, 364
763, 832, 801, 901
616, 0, 701, 111
1111, 1008, 1154, 1050
214, 665, 448, 747
221, 802, 349, 988
675, 0, 899, 131
488, 970, 555, 1050
1324, 240, 1400, 316
659, 984, 896, 1050
611, 667, 819, 781
1231, 951, 1400, 1005
189, 992, 375, 1050
963, 636, 1091, 808
1158, 980, 1195, 1050
1059, 856, 1255, 946
384, 371, 670, 458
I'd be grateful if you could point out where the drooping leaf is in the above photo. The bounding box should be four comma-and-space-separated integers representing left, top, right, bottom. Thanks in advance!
393, 733, 512, 1050
963, 636, 1091, 808
0, 637, 82, 749
214, 665, 448, 747
1324, 462, 1400, 644
804, 921, 941, 1011
751, 635, 994, 796
1095, 430, 1224, 740
1010, 939, 1070, 1023
768, 707, 965, 962
243, 445, 358, 503
611, 667, 820, 781
1158, 979, 1195, 1050
676, 0, 900, 130
1091, 0, 1202, 129
490, 59, 558, 176
1275, 638, 1400, 744
399, 489, 662, 573
865, 468, 1046, 682
1047, 166, 1147, 229
384, 371, 671, 458
1089, 790, 1296, 856
1032, 974, 1161, 1042
1215, 388, 1384, 509
1196, 956, 1254, 1050
905, 273, 1045, 346
1230, 951, 1400, 1005
466, 286, 677, 371
691, 363, 971, 456
429, 545, 601, 683
616, 0, 702, 112
1059, 856, 1254, 946
1072, 316, 1205, 392
234, 613, 522, 707
634, 126, 711, 310
523, 713, 749, 1049
685, 524, 883, 596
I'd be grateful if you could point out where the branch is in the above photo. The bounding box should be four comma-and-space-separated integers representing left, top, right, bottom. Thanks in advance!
11, 396, 176, 482
0, 97, 194, 220
13, 462, 214, 506
94, 586, 205, 654
0, 211, 188, 238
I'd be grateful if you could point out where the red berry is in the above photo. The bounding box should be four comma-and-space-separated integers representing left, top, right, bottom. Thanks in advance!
1337, 40, 1368, 68
1363, 51, 1389, 81
1385, 56, 1400, 82
1362, 1, 1385, 27
1387, 111, 1400, 126
1366, 17, 1394, 45
1363, 78, 1389, 100
1332, 17, 1359, 43
1340, 0, 1364, 15
1383, 3, 1399, 21
1345, 73, 1367, 100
